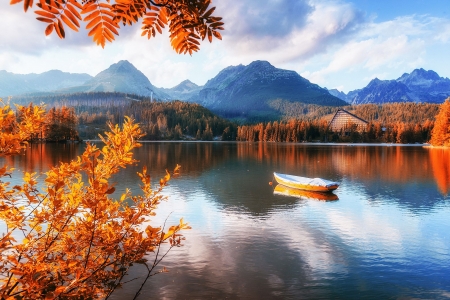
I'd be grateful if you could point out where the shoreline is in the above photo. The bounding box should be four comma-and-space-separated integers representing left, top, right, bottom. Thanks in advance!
81, 140, 434, 147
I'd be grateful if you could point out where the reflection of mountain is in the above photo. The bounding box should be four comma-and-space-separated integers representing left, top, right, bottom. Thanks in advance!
198, 159, 299, 215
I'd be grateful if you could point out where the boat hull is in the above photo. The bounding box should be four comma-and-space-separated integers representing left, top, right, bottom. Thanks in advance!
274, 184, 339, 201
273, 172, 339, 192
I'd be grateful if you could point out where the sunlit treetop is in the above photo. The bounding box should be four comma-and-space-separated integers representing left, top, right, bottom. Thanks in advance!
10, 0, 224, 54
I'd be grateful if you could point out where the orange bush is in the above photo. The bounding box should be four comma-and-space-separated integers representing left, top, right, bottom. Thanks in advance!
1, 108, 188, 299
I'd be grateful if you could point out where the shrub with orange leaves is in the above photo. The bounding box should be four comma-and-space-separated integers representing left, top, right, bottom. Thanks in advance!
0, 100, 46, 155
0, 113, 188, 299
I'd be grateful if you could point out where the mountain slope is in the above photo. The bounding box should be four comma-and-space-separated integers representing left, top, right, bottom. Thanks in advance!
189, 61, 346, 119
351, 78, 417, 104
0, 70, 92, 97
160, 80, 202, 100
58, 60, 170, 99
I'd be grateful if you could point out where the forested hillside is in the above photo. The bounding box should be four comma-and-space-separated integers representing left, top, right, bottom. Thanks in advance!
271, 101, 440, 123
77, 100, 237, 140
237, 102, 440, 144
341, 103, 440, 123
13, 91, 442, 143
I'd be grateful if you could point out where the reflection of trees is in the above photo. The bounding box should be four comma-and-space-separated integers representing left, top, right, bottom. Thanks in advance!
429, 147, 450, 195
1, 143, 84, 174
2, 143, 447, 215
132, 142, 231, 174
330, 146, 433, 183
234, 143, 434, 184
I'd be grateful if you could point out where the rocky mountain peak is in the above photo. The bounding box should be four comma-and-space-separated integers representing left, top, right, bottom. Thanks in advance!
190, 61, 346, 119
246, 60, 275, 71
99, 60, 138, 75
398, 68, 440, 83
345, 68, 450, 104
174, 79, 199, 90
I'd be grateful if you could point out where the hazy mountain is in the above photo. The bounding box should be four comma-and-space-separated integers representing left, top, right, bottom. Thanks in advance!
351, 78, 417, 104
58, 60, 170, 99
160, 80, 203, 100
327, 88, 348, 102
332, 68, 450, 105
189, 60, 346, 119
0, 70, 92, 97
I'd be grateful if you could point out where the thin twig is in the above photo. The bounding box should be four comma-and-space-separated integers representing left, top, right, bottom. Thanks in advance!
132, 212, 173, 300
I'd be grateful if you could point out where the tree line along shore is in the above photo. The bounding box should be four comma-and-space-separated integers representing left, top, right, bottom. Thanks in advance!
18, 97, 445, 144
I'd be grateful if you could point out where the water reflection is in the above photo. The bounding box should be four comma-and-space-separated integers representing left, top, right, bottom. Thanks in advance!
1, 143, 84, 174
1, 142, 450, 299
2, 143, 449, 212
273, 184, 339, 201
428, 147, 450, 195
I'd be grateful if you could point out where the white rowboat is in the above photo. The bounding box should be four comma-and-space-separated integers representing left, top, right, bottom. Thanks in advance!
273, 172, 339, 192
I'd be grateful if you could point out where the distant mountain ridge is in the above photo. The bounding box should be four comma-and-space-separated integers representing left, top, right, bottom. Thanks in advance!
160, 79, 202, 100
4, 61, 449, 122
0, 70, 92, 97
189, 60, 346, 119
1, 60, 346, 121
332, 68, 450, 104
56, 60, 170, 99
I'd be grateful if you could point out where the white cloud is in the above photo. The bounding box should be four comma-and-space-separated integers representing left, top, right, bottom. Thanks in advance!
1, 0, 450, 92
300, 14, 449, 92
215, 0, 366, 67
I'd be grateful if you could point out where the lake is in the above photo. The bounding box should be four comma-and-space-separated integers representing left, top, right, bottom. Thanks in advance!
1, 142, 450, 299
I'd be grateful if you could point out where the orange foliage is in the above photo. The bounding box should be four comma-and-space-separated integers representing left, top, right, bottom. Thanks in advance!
430, 98, 450, 146
429, 148, 450, 195
0, 100, 46, 155
11, 0, 224, 52
0, 114, 188, 299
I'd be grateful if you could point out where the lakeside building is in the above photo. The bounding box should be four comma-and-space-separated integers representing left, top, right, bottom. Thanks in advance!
328, 108, 369, 134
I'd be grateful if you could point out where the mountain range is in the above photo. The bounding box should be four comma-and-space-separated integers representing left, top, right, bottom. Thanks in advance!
1, 61, 450, 119
1, 60, 345, 120
329, 68, 450, 104
188, 60, 345, 118
55, 60, 170, 99
0, 70, 92, 96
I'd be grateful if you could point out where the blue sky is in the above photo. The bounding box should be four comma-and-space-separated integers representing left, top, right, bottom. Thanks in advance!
1, 0, 450, 93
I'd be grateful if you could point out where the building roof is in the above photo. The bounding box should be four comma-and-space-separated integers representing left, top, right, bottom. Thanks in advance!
328, 108, 368, 132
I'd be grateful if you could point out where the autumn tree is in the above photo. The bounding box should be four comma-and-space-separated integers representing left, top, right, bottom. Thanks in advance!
0, 101, 46, 155
45, 106, 79, 142
430, 98, 450, 146
1, 112, 189, 299
12, 0, 224, 53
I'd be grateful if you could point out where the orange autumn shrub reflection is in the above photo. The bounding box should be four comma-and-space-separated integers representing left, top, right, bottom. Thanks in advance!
429, 148, 450, 195
0, 110, 188, 299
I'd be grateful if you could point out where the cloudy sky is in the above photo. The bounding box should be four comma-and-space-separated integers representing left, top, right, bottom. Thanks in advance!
1, 0, 449, 93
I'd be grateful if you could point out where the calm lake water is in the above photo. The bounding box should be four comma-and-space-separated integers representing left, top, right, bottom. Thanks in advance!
1, 142, 450, 299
